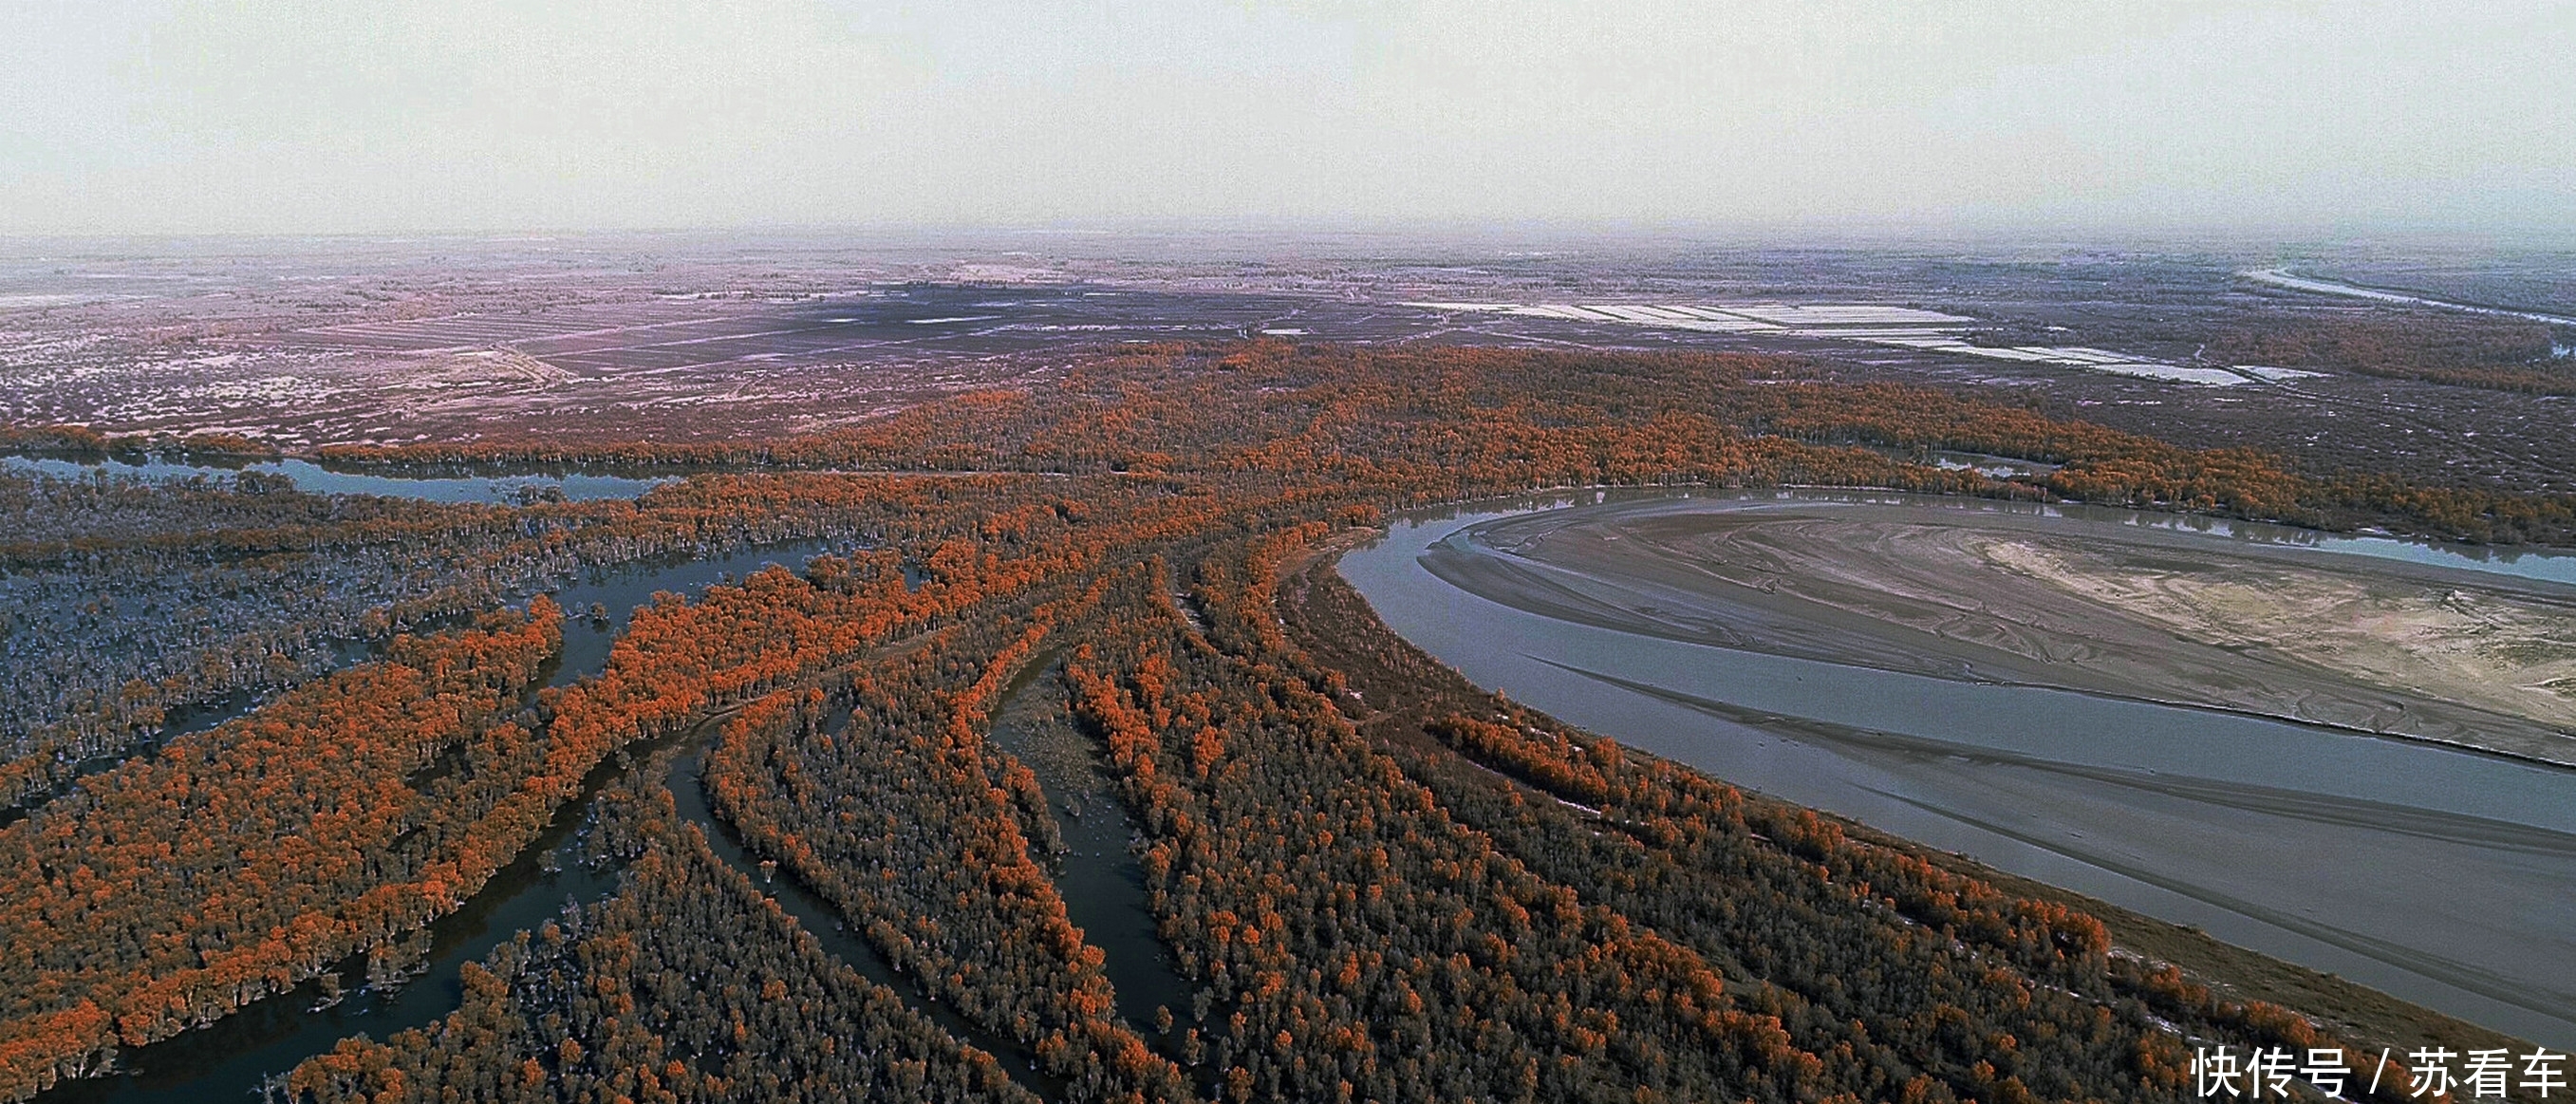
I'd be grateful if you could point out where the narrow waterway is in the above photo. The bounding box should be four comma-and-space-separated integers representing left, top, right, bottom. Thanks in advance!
33, 541, 835, 1104
1, 456, 671, 503
985, 659, 1201, 1043
1340, 489, 2576, 1049
3, 525, 835, 831
39, 731, 652, 1104
667, 744, 1061, 1100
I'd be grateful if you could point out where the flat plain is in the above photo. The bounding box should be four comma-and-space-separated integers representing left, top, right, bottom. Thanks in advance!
6, 233, 2573, 491
1428, 496, 2576, 764
5, 232, 2573, 1103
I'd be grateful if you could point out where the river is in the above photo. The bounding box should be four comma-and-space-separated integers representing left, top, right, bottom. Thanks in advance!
45, 477, 2576, 1093
33, 541, 836, 1103
1, 456, 670, 503
1339, 489, 2576, 1049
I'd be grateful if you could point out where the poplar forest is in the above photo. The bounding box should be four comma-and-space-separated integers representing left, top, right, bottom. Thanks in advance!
6, 339, 2570, 1104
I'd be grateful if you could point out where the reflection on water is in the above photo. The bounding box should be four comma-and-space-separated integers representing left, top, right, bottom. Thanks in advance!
1342, 489, 2576, 1049
2, 455, 670, 503
985, 659, 1201, 1046
671, 744, 1060, 1099
34, 542, 833, 1104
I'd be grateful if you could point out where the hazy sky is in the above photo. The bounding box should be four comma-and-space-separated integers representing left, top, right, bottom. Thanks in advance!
5, 1, 2570, 235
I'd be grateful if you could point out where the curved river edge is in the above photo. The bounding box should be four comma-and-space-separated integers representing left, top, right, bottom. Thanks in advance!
1329, 487, 2576, 1052
23, 478, 2572, 1096
2243, 267, 2576, 328
1424, 492, 2576, 771
0, 455, 673, 504
666, 741, 1062, 1100
28, 542, 849, 1103
35, 538, 1199, 1103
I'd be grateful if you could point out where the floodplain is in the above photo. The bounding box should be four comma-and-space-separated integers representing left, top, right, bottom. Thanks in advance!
1346, 491, 2576, 1047
1424, 494, 2576, 764
5, 233, 2574, 1102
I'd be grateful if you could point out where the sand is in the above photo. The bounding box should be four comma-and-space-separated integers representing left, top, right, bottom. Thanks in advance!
1425, 498, 2576, 766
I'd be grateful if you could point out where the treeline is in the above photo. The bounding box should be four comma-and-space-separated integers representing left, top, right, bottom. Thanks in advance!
1743, 378, 2576, 542
2210, 313, 2575, 396
1412, 706, 2436, 1103
11, 339, 2557, 1101
285, 761, 1035, 1104
1277, 535, 2446, 1103
0, 423, 280, 458
301, 342, 2576, 544
0, 606, 560, 1100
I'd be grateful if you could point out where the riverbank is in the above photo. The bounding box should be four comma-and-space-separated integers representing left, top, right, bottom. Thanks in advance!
1276, 529, 2547, 1064
1429, 494, 2576, 767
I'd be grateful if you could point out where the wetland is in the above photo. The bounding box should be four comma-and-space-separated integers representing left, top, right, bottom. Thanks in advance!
1342, 490, 2576, 1048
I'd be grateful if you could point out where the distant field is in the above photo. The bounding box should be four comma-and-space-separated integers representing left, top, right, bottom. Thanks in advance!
3, 235, 2570, 488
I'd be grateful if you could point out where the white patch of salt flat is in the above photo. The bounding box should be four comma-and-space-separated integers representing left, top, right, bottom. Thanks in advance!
2238, 365, 2327, 382
1953, 346, 2065, 363
1583, 305, 1688, 322
949, 264, 1071, 282
2033, 347, 2140, 365
1651, 306, 1761, 322
1659, 319, 1784, 333
1529, 306, 1635, 322
1857, 337, 1973, 349
1790, 327, 1970, 340
1582, 305, 1727, 323
2085, 364, 2249, 385
1382, 299, 2237, 387
1723, 305, 1973, 326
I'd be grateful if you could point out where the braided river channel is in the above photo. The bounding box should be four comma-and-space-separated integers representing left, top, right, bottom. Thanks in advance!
1338, 490, 2576, 1049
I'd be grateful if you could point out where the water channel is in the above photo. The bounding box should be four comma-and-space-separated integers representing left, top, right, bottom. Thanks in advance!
34, 541, 836, 1103
35, 529, 1183, 1101
1, 456, 671, 504
985, 657, 1202, 1049
1338, 489, 2576, 1049
13, 453, 1178, 1100
668, 742, 1061, 1100
43, 468, 2573, 1094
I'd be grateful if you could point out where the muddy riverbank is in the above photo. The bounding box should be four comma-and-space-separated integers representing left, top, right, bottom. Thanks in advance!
1425, 493, 2576, 765
1341, 490, 2576, 1048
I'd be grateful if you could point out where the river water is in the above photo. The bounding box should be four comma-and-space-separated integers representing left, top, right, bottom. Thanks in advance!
34, 541, 835, 1103
39, 477, 2575, 1095
1, 456, 670, 503
12, 455, 1126, 1100
1339, 489, 2576, 1049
